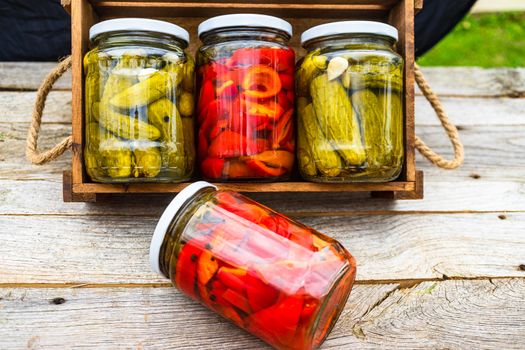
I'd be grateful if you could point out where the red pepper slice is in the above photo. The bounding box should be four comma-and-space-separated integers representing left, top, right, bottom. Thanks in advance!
241, 97, 284, 121
272, 109, 294, 151
222, 288, 252, 314
215, 192, 271, 226
223, 159, 258, 179
241, 65, 282, 99
246, 159, 288, 178
221, 306, 244, 326
279, 73, 294, 91
197, 80, 215, 123
197, 251, 219, 287
248, 295, 304, 346
175, 244, 202, 299
246, 150, 294, 172
244, 273, 279, 313
201, 158, 225, 179
277, 91, 293, 111
229, 48, 274, 67
208, 130, 268, 158
217, 267, 247, 293
216, 80, 239, 100
229, 48, 294, 72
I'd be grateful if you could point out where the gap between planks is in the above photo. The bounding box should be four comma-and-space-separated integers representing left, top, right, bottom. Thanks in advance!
0, 210, 522, 218
1, 276, 521, 290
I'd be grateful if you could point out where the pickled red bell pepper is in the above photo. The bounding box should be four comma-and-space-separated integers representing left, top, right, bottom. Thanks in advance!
242, 65, 282, 99
197, 46, 295, 180
171, 190, 354, 350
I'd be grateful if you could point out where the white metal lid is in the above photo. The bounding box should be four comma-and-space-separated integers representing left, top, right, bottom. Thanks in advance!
301, 21, 398, 45
149, 181, 218, 276
89, 18, 190, 43
198, 14, 293, 38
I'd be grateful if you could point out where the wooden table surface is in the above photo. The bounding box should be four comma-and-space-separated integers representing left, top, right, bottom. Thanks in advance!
1, 63, 524, 349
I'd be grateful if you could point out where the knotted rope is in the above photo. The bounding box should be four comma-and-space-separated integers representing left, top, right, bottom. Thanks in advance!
414, 63, 464, 169
26, 55, 73, 165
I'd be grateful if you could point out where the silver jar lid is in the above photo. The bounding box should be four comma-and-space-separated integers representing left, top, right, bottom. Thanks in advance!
89, 18, 190, 43
301, 21, 398, 45
198, 14, 293, 38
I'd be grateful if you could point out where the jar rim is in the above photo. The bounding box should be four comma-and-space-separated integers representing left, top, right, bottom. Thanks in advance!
301, 21, 398, 45
89, 18, 190, 44
149, 181, 217, 276
198, 14, 293, 38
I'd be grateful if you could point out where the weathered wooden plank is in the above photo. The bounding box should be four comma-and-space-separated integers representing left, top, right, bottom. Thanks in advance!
2, 122, 524, 182
1, 178, 524, 216
3, 91, 525, 126
1, 63, 523, 98
1, 280, 523, 349
0, 91, 71, 124
0, 284, 397, 350
415, 67, 525, 98
0, 123, 71, 180
0, 62, 71, 91
331, 279, 525, 349
415, 125, 525, 182
1, 214, 524, 284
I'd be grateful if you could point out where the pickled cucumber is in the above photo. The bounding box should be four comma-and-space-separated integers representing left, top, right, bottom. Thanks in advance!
84, 45, 195, 182
310, 75, 366, 166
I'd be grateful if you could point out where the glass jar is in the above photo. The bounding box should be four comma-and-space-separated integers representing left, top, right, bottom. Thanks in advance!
150, 182, 356, 350
84, 19, 196, 183
297, 21, 404, 183
196, 14, 295, 182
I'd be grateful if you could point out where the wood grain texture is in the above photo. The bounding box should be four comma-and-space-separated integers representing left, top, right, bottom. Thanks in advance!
1, 213, 524, 284
1, 63, 523, 98
414, 67, 525, 98
1, 280, 523, 349
3, 122, 524, 182
1, 179, 524, 216
335, 279, 525, 349
0, 63, 71, 91
5, 92, 525, 126
71, 0, 97, 189
0, 284, 397, 350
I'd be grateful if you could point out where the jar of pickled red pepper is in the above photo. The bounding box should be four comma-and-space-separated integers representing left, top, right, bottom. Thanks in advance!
150, 182, 356, 350
84, 18, 196, 183
297, 21, 404, 183
196, 15, 296, 181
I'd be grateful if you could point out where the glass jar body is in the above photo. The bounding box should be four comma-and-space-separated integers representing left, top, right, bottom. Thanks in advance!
297, 34, 404, 183
159, 188, 356, 350
84, 31, 196, 183
196, 28, 295, 182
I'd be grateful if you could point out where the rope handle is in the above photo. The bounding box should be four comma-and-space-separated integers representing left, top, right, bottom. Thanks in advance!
414, 63, 464, 169
26, 57, 464, 169
26, 56, 73, 165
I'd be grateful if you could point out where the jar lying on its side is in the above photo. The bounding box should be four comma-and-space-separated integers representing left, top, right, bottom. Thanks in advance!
196, 14, 296, 182
150, 182, 357, 350
297, 21, 404, 183
84, 18, 196, 183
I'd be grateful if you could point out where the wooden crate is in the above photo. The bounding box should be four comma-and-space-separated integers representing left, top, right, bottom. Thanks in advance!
63, 0, 424, 202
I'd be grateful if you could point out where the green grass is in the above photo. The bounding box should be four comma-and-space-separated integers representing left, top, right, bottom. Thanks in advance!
417, 12, 525, 67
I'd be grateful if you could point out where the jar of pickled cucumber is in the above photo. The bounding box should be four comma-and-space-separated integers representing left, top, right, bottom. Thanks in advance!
196, 14, 295, 182
297, 21, 404, 183
84, 18, 196, 183
150, 182, 356, 350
